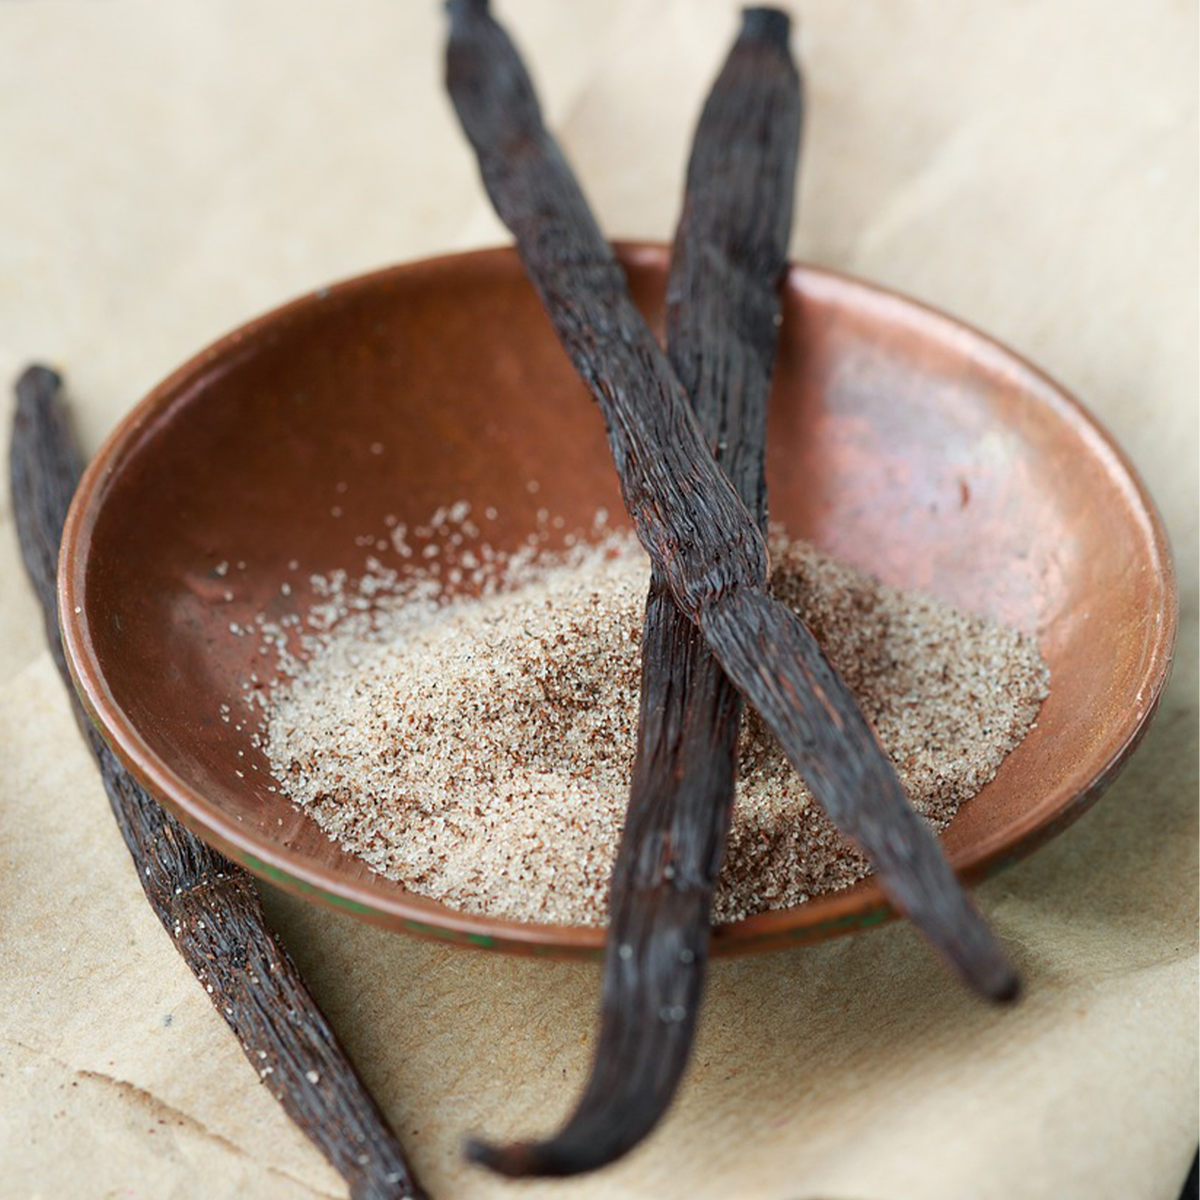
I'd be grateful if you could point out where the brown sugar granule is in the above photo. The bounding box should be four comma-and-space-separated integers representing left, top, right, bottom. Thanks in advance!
264, 537, 1049, 926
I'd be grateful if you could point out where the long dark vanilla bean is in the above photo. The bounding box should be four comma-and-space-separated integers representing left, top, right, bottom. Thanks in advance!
468, 9, 801, 1177
445, 0, 1018, 1002
11, 366, 428, 1200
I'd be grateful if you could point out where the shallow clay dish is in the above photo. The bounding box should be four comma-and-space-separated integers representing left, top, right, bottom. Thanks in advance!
59, 244, 1177, 957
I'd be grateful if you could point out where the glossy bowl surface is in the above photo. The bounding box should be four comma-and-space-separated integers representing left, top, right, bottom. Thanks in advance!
59, 244, 1177, 956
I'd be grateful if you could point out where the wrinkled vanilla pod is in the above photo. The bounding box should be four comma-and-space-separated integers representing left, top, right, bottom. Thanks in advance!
11, 365, 428, 1200
446, 1, 1018, 1050
466, 8, 801, 1176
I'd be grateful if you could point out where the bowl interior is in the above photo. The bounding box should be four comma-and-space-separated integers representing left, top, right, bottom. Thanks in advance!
60, 244, 1176, 956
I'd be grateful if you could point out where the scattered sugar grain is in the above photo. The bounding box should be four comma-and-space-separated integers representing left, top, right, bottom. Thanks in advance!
264, 535, 1049, 926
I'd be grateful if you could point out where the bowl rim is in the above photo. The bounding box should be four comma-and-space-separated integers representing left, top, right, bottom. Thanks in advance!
57, 241, 1179, 957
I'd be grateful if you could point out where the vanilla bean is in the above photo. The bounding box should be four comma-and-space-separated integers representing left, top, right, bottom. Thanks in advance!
467, 8, 800, 1176
446, 0, 1018, 1022
11, 365, 427, 1200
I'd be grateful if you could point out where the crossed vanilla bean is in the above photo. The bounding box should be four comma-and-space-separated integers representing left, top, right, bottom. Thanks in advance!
445, 0, 1018, 1045
466, 7, 802, 1177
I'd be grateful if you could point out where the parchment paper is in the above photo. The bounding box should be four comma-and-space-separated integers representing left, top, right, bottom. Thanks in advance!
1, 3, 1195, 1198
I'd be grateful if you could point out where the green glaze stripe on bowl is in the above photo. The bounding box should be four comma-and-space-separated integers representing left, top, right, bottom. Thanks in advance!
242, 853, 376, 917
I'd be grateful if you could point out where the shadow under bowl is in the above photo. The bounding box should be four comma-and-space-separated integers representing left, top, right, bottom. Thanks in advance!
58, 243, 1177, 957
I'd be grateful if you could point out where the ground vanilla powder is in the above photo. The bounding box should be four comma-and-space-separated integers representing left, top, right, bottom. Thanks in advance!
260, 529, 1048, 926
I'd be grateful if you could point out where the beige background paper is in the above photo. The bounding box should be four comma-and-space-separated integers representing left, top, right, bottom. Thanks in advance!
1, 2, 1196, 1198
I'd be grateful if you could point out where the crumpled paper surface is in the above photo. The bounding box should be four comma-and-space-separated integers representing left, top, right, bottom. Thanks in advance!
0, 2, 1195, 1198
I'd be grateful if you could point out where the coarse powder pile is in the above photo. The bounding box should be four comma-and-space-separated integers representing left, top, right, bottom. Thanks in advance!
263, 535, 1048, 925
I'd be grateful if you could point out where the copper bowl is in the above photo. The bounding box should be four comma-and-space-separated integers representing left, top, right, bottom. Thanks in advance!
58, 244, 1177, 957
